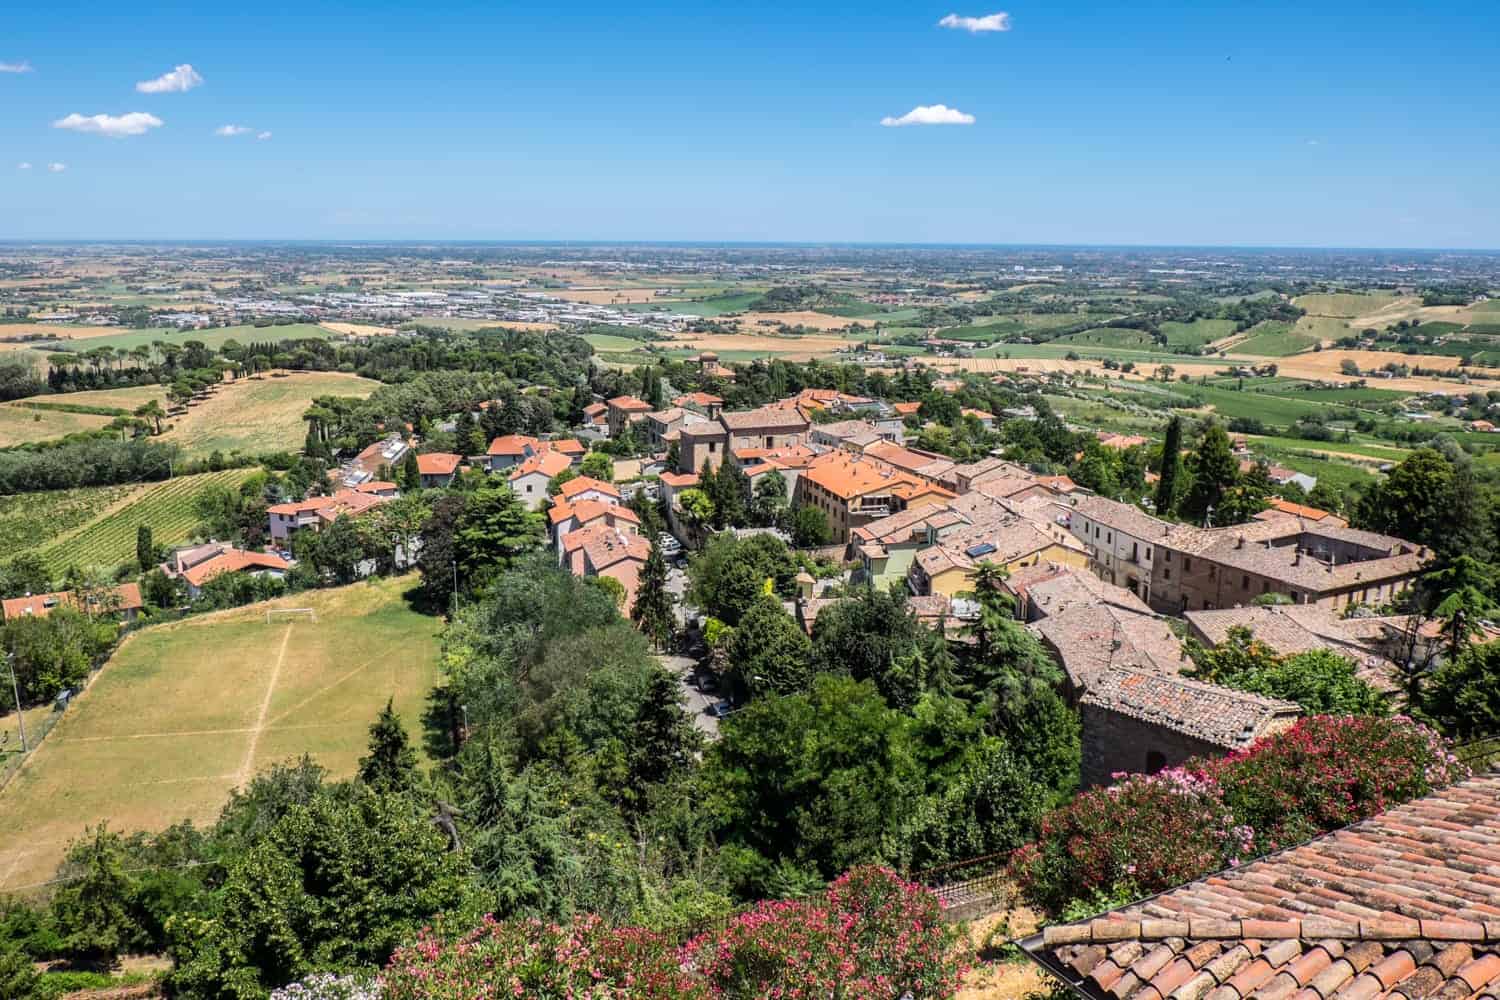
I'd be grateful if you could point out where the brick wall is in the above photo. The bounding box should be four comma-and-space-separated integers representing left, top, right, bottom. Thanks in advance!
1080, 703, 1222, 788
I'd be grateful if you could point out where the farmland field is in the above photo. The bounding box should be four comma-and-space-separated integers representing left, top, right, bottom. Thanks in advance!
1230, 322, 1321, 356
28, 469, 257, 572
1161, 318, 1237, 351
0, 484, 139, 558
1054, 328, 1160, 350
1294, 292, 1401, 318
46, 323, 336, 357
584, 332, 652, 352
0, 577, 442, 892
0, 402, 116, 446
161, 371, 380, 459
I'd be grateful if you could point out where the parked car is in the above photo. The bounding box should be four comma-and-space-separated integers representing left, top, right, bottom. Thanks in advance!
706, 700, 733, 718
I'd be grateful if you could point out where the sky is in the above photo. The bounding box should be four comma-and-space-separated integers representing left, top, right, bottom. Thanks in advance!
1, 1, 1498, 247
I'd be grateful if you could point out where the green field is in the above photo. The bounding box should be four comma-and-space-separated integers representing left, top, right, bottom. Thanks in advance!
28, 469, 256, 572
1054, 327, 1161, 350
585, 332, 653, 352
1161, 318, 1238, 351
1294, 292, 1401, 318
623, 292, 763, 316
1230, 321, 1321, 357
0, 577, 442, 892
46, 323, 336, 357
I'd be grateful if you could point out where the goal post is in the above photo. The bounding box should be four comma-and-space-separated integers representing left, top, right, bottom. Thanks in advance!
266, 607, 317, 625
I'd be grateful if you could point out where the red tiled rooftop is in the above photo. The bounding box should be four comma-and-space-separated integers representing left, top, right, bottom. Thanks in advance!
416, 452, 462, 475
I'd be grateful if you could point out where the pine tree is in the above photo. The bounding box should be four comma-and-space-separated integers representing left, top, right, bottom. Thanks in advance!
631, 540, 676, 650
358, 698, 419, 792
625, 668, 701, 810
1154, 416, 1182, 515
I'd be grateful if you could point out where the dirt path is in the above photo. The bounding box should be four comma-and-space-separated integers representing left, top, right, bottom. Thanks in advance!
237, 625, 292, 787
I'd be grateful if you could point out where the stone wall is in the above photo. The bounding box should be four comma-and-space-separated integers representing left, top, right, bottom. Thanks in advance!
1080, 703, 1222, 788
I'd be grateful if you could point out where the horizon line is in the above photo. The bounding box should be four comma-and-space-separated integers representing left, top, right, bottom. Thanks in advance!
0, 238, 1498, 254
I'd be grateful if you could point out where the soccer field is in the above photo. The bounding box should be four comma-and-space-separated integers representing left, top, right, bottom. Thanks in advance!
0, 576, 441, 894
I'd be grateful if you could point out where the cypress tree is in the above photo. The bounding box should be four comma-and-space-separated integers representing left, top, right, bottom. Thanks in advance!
631, 540, 676, 651
1154, 416, 1183, 515
358, 698, 419, 793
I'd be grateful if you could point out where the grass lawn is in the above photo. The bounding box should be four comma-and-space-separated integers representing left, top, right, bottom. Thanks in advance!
32, 468, 258, 573
0, 576, 442, 893
161, 371, 379, 460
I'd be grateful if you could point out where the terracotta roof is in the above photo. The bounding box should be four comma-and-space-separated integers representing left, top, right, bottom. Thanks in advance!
353, 481, 397, 493
2, 583, 144, 621
487, 434, 541, 457
1070, 495, 1173, 541
803, 451, 940, 502
865, 439, 957, 480
1031, 603, 1189, 688
1182, 606, 1402, 691
508, 450, 572, 480
570, 523, 650, 571
416, 452, 462, 475
962, 407, 996, 420
550, 497, 639, 528
1022, 567, 1154, 620
892, 401, 922, 416
582, 402, 608, 417
659, 471, 700, 488
180, 548, 290, 588
548, 438, 586, 455
1264, 498, 1337, 521
1026, 775, 1500, 1000
607, 395, 653, 412
680, 422, 727, 439
1079, 665, 1300, 748
557, 476, 620, 500
674, 391, 724, 406
720, 406, 811, 432
647, 407, 687, 424
267, 489, 392, 518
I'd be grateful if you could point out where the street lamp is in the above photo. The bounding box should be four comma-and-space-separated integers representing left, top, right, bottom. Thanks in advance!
4, 652, 25, 752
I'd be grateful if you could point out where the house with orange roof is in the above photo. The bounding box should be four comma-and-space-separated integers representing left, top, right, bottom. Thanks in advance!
961, 407, 996, 430
643, 407, 710, 451
581, 401, 609, 430
160, 543, 291, 599
1, 583, 145, 623
606, 395, 653, 437
508, 450, 574, 509
794, 451, 955, 544
485, 434, 545, 473
1255, 497, 1348, 528
677, 405, 811, 474
561, 523, 652, 608
892, 401, 922, 418
550, 498, 640, 552
416, 452, 463, 488
557, 476, 620, 505
267, 488, 395, 542
673, 391, 724, 420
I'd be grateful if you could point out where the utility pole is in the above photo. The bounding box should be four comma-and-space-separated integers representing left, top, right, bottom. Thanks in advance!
5, 653, 25, 752
451, 559, 459, 618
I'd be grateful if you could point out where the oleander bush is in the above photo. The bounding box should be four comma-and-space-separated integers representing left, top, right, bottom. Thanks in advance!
380, 867, 968, 1000
1009, 715, 1466, 912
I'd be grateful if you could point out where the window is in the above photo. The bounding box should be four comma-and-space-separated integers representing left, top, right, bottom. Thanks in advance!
1183, 557, 1192, 571
1242, 574, 1250, 589
1164, 550, 1172, 562
708, 442, 717, 452
1163, 567, 1171, 580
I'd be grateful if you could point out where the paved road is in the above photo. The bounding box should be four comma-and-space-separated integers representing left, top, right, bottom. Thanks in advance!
658, 652, 719, 738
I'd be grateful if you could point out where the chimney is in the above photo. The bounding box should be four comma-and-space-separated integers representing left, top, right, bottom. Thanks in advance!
1293, 549, 1302, 565
1236, 535, 1245, 549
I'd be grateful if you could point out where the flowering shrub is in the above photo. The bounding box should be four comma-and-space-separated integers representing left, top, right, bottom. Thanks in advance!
1007, 768, 1249, 912
271, 973, 383, 1000
380, 868, 967, 999
1010, 715, 1467, 912
383, 914, 704, 999
685, 866, 969, 998
1205, 714, 1466, 855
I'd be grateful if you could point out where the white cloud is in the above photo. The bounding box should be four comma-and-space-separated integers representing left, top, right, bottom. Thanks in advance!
135, 63, 202, 94
0, 60, 32, 73
48, 163, 66, 173
938, 12, 1011, 33
53, 111, 163, 137
256, 131, 272, 141
17, 162, 32, 170
215, 124, 251, 136
880, 104, 975, 127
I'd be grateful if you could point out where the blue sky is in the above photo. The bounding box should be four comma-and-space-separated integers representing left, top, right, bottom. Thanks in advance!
2, 1, 1497, 246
